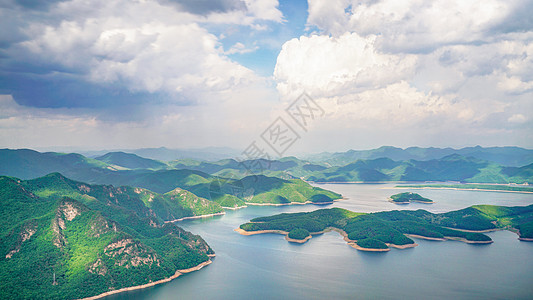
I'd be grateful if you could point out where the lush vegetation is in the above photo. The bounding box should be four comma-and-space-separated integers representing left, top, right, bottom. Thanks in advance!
304, 145, 533, 167
239, 175, 341, 204
0, 174, 214, 299
398, 183, 533, 193
2, 149, 531, 195
94, 151, 168, 170
305, 155, 533, 184
288, 228, 310, 240
390, 192, 433, 203
239, 204, 533, 251
356, 238, 388, 249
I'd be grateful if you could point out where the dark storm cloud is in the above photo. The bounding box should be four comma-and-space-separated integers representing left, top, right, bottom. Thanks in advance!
0, 71, 173, 109
9, 0, 68, 11
160, 0, 246, 15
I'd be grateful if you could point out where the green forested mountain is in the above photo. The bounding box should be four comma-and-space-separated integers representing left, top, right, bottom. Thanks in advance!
0, 174, 214, 299
168, 156, 327, 179
305, 146, 533, 167
239, 175, 341, 204
95, 151, 168, 170
305, 155, 533, 183
239, 204, 533, 250
0, 150, 340, 207
1, 149, 530, 205
0, 148, 113, 180
21, 172, 224, 221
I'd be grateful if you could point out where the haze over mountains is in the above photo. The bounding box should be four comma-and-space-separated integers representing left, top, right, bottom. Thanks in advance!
81, 147, 241, 162
1, 146, 532, 187
305, 146, 533, 167
1, 145, 531, 299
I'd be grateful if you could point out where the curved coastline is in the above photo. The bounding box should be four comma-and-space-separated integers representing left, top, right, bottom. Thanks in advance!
348, 243, 390, 252
236, 227, 418, 251
406, 234, 493, 244
80, 260, 212, 300
518, 237, 533, 241
221, 205, 248, 210
244, 198, 342, 207
285, 235, 312, 243
387, 197, 433, 205
165, 212, 226, 222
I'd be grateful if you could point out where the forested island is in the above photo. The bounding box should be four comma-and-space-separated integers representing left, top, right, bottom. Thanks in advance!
389, 192, 433, 204
238, 205, 533, 251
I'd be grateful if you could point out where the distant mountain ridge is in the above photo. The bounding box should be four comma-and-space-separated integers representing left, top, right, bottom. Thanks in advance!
1, 148, 532, 188
305, 155, 533, 183
83, 147, 241, 161
95, 151, 167, 169
305, 146, 533, 167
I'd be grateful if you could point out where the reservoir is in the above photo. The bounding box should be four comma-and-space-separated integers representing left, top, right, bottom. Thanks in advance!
105, 183, 533, 299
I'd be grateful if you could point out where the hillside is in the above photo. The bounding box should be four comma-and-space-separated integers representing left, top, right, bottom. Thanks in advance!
0, 175, 214, 299
238, 205, 533, 251
95, 151, 167, 170
0, 150, 340, 208
0, 148, 113, 180
239, 175, 342, 205
168, 156, 327, 179
305, 155, 533, 184
305, 146, 533, 167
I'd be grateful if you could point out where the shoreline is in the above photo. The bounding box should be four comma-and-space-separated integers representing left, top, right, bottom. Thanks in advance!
406, 233, 493, 244
406, 234, 446, 241
243, 198, 342, 207
165, 212, 226, 222
394, 186, 533, 194
221, 205, 248, 210
442, 227, 500, 233
387, 242, 419, 249
80, 260, 212, 300
387, 197, 433, 205
285, 235, 312, 243
348, 242, 390, 252
234, 228, 289, 236
444, 236, 493, 244
236, 226, 418, 251
518, 237, 533, 241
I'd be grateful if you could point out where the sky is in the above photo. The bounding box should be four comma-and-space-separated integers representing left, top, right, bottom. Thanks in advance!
0, 0, 532, 156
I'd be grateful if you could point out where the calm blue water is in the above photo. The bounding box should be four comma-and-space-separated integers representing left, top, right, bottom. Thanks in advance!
106, 183, 533, 300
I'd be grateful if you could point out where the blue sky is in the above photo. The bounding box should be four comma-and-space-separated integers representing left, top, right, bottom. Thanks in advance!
0, 0, 532, 153
223, 0, 309, 76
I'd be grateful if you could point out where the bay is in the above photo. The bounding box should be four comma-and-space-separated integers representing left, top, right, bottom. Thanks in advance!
105, 183, 533, 300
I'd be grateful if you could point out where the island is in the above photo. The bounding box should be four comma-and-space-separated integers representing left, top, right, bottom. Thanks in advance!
237, 204, 533, 252
389, 192, 433, 204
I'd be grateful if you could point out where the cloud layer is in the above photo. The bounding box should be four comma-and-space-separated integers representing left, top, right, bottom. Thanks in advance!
272, 0, 533, 150
1, 0, 532, 151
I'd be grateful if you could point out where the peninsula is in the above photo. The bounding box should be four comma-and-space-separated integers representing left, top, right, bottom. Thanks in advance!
238, 204, 533, 251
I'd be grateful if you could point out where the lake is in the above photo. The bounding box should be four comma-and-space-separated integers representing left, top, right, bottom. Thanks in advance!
105, 183, 533, 299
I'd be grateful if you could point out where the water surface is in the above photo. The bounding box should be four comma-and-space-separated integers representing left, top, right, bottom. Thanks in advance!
106, 183, 533, 300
